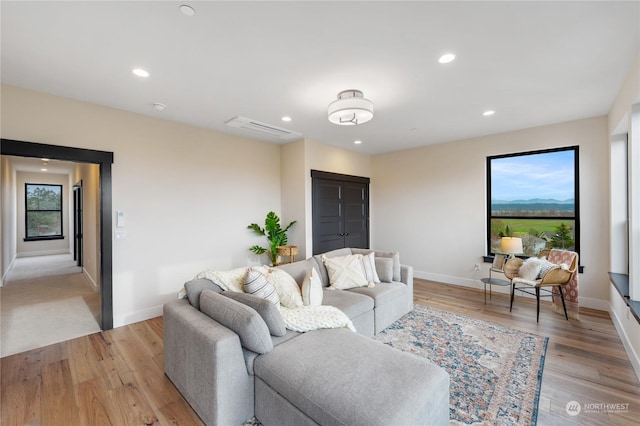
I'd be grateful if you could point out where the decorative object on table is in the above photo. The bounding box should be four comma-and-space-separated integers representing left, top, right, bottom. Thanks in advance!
504, 249, 579, 322
480, 253, 509, 304
501, 236, 523, 259
247, 211, 296, 265
375, 305, 548, 426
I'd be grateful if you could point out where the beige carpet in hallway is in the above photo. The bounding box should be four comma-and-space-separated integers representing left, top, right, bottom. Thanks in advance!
0, 254, 100, 357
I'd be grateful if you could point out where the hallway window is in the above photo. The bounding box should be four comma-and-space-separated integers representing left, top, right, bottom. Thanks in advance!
25, 183, 63, 240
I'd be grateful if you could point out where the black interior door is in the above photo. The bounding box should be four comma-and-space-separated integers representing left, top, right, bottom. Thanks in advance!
73, 182, 83, 267
312, 170, 369, 254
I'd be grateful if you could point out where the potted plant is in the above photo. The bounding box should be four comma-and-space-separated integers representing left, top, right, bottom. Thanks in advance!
248, 211, 296, 265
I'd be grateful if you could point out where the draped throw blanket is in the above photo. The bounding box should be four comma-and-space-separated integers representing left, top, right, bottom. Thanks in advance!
194, 269, 355, 332
548, 249, 579, 320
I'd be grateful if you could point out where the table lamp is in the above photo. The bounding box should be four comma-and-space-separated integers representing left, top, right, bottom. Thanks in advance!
501, 237, 523, 259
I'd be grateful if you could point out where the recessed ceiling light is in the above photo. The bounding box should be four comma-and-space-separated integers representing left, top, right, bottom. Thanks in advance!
180, 4, 196, 16
354, 140, 362, 145
438, 53, 456, 64
483, 110, 495, 116
282, 116, 292, 122
153, 102, 166, 111
132, 68, 149, 78
40, 168, 48, 172
41, 158, 49, 162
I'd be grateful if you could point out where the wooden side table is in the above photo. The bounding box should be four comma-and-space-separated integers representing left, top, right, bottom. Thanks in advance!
275, 245, 298, 265
480, 277, 511, 304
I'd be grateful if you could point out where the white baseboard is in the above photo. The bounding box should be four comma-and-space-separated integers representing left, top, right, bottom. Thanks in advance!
609, 301, 640, 382
17, 249, 70, 258
113, 305, 163, 329
83, 268, 99, 292
1, 255, 18, 287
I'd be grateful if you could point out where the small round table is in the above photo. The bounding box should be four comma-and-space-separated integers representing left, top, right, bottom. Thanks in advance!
480, 277, 511, 304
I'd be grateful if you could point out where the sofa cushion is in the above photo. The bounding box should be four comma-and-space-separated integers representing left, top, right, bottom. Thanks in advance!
313, 248, 353, 287
244, 268, 280, 306
301, 267, 323, 306
321, 288, 373, 319
222, 291, 286, 337
275, 258, 319, 287
374, 257, 394, 283
323, 254, 369, 290
184, 278, 223, 310
199, 289, 273, 354
348, 282, 408, 308
254, 328, 450, 426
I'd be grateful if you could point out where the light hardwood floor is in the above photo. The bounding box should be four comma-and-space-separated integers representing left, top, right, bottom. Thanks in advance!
1, 279, 639, 425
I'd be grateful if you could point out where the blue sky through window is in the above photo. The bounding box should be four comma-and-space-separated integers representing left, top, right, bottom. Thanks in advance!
491, 150, 575, 201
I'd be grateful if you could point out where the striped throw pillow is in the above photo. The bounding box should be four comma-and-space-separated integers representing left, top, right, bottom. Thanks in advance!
244, 268, 280, 306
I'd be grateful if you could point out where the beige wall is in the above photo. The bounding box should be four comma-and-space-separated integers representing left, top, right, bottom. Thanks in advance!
1, 84, 282, 327
372, 116, 610, 309
1, 156, 17, 284
72, 163, 101, 289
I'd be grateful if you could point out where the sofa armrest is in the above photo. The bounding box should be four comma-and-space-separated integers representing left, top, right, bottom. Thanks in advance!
163, 299, 254, 425
400, 264, 414, 311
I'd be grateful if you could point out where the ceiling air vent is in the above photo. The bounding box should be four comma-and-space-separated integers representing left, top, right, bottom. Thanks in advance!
225, 116, 302, 141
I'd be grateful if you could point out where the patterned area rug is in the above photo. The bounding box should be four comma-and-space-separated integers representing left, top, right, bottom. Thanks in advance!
374, 305, 548, 425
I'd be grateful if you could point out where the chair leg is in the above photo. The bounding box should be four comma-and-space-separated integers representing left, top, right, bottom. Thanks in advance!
558, 285, 568, 320
510, 282, 515, 312
536, 287, 540, 323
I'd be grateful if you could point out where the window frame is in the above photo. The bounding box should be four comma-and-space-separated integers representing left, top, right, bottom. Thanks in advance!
486, 146, 580, 258
24, 183, 64, 241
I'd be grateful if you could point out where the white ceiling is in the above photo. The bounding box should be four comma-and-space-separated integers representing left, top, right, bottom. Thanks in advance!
1, 1, 639, 155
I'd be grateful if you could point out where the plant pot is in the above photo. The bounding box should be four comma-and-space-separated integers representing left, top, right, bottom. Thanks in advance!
276, 245, 298, 265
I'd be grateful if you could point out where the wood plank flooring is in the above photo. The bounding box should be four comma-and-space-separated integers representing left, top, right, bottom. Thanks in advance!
1, 279, 639, 425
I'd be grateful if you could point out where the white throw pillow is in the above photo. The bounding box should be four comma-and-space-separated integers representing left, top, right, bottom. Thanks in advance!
360, 252, 380, 284
323, 254, 369, 290
301, 267, 323, 306
244, 268, 280, 306
259, 266, 304, 308
518, 257, 543, 281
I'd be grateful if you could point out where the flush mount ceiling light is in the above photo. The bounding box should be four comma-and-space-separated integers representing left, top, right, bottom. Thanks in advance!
328, 90, 373, 125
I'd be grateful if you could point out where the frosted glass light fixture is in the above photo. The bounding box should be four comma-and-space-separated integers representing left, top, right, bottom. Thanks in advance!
328, 90, 373, 125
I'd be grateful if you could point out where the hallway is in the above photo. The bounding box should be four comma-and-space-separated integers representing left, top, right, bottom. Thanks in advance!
0, 254, 100, 357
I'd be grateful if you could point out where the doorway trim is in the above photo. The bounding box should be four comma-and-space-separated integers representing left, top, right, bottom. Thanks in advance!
1, 138, 114, 330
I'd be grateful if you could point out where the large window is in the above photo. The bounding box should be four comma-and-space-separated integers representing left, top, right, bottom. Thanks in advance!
25, 183, 63, 240
487, 146, 579, 257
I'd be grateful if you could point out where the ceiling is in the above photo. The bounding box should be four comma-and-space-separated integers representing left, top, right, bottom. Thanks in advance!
1, 1, 639, 155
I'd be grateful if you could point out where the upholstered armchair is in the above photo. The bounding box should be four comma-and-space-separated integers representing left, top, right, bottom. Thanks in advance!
503, 249, 579, 322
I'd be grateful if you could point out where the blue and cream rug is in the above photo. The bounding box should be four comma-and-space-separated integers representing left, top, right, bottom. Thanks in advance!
374, 305, 548, 425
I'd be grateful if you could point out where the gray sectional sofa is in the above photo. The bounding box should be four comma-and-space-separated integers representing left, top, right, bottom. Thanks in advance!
164, 248, 450, 425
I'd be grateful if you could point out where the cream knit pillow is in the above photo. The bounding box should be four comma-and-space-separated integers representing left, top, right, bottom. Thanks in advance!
323, 254, 370, 290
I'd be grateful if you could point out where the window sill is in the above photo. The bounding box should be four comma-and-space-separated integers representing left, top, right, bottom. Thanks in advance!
609, 273, 640, 324
24, 235, 65, 242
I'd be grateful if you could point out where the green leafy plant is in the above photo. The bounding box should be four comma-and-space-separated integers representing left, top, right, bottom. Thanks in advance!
248, 211, 296, 265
